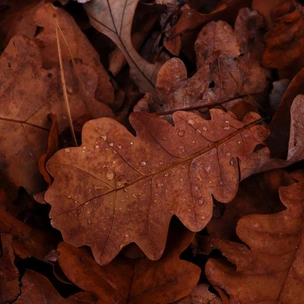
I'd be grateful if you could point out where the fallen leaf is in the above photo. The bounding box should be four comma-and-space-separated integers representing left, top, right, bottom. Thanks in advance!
83, 0, 164, 93
202, 170, 304, 303
15, 270, 96, 304
0, 234, 20, 304
262, 1, 304, 78
265, 68, 304, 158
149, 8, 269, 113
206, 169, 294, 241
57, 219, 200, 304
45, 107, 269, 265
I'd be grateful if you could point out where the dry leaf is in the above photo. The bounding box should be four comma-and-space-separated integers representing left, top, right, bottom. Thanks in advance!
262, 1, 304, 78
57, 219, 200, 304
202, 170, 304, 303
148, 8, 269, 113
83, 0, 164, 93
45, 107, 269, 265
0, 234, 20, 303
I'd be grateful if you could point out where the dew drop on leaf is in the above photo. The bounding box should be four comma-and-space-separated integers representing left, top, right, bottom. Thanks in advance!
198, 197, 205, 206
178, 130, 185, 136
106, 170, 115, 181
65, 148, 70, 153
157, 182, 164, 188
187, 119, 194, 125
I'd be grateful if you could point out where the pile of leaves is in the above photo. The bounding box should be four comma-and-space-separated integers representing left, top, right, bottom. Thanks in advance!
1, 0, 304, 303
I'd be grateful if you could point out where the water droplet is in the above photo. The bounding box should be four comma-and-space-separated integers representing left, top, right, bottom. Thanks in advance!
130, 141, 134, 145
118, 144, 122, 149
141, 161, 147, 166
198, 198, 204, 206
109, 142, 114, 146
204, 166, 211, 173
125, 234, 129, 238
202, 127, 207, 131
157, 182, 164, 188
187, 208, 191, 212
225, 120, 230, 123
101, 135, 107, 141
201, 216, 206, 220
208, 181, 212, 184
238, 141, 241, 144
106, 170, 115, 181
223, 126, 230, 130
95, 145, 99, 149
196, 129, 201, 134
187, 119, 194, 125
68, 195, 71, 198
178, 130, 185, 137
159, 161, 164, 165
192, 140, 195, 144
65, 148, 70, 153
226, 152, 231, 156
132, 193, 138, 198
164, 173, 169, 177
230, 159, 236, 165
254, 223, 259, 228
162, 136, 168, 141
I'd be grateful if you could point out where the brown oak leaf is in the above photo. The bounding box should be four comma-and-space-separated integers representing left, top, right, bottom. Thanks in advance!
142, 8, 269, 113
57, 219, 200, 304
45, 107, 269, 265
200, 170, 304, 302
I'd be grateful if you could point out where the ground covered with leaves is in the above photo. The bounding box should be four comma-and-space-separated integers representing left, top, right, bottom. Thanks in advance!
1, 0, 304, 303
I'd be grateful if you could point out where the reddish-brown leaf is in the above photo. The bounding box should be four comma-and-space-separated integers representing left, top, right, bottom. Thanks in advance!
148, 8, 269, 113
57, 220, 200, 304
0, 234, 20, 303
83, 0, 164, 93
262, 1, 304, 78
45, 107, 269, 265
201, 170, 304, 303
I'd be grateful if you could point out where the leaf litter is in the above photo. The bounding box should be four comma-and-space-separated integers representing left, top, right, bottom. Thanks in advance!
1, 0, 304, 303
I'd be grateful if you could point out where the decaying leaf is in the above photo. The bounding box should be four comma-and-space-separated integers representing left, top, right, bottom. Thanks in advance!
57, 220, 200, 304
145, 8, 269, 113
201, 170, 304, 303
0, 234, 20, 304
83, 0, 164, 93
45, 106, 269, 265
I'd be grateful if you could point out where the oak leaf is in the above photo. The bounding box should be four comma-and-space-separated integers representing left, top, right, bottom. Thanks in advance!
200, 170, 304, 303
83, 0, 164, 93
57, 220, 200, 304
45, 107, 269, 265
262, 1, 304, 78
0, 4, 114, 197
146, 8, 269, 113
